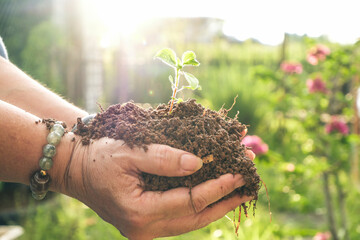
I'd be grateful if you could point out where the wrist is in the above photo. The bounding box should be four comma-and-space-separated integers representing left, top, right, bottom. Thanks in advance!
54, 133, 89, 201
29, 121, 76, 199
30, 115, 96, 199
47, 131, 77, 194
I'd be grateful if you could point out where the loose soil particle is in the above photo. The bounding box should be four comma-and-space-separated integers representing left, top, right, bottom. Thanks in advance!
74, 99, 261, 202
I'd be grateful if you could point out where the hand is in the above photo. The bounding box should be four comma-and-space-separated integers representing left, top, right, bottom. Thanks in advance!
61, 137, 255, 240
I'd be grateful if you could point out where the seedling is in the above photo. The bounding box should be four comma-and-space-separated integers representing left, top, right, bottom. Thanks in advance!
154, 48, 201, 113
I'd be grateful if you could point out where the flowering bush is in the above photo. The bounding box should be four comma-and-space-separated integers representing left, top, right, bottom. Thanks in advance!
280, 61, 303, 74
306, 77, 328, 94
325, 116, 349, 135
242, 135, 268, 155
307, 44, 331, 65
250, 40, 360, 239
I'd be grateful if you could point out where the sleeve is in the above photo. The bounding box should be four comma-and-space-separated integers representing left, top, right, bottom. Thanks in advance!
0, 36, 9, 60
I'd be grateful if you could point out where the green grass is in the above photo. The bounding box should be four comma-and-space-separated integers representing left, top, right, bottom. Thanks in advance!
17, 192, 329, 240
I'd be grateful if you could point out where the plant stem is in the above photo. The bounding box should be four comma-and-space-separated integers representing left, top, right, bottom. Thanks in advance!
169, 68, 180, 113
334, 172, 350, 240
323, 172, 339, 240
351, 75, 360, 190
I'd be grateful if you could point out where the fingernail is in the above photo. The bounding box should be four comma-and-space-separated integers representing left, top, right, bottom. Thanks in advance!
180, 154, 203, 172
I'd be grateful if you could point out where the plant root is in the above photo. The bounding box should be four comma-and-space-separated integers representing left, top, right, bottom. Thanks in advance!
260, 178, 272, 223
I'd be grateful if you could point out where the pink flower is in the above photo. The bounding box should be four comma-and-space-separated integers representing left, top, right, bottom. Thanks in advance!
307, 45, 331, 65
306, 78, 328, 94
242, 135, 269, 155
281, 61, 303, 74
325, 116, 349, 135
313, 232, 331, 240
307, 54, 319, 65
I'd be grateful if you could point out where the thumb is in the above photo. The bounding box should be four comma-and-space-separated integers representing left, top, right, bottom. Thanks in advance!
132, 144, 203, 177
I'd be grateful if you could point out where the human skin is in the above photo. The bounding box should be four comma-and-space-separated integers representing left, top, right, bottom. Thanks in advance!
0, 57, 88, 127
0, 57, 255, 239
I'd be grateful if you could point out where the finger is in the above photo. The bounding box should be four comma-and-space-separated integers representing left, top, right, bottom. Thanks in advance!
240, 127, 248, 140
131, 144, 203, 177
240, 129, 255, 161
143, 173, 246, 219
157, 194, 253, 237
245, 150, 256, 161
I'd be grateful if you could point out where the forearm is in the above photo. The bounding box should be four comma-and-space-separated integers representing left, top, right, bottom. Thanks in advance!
0, 99, 74, 193
0, 57, 88, 127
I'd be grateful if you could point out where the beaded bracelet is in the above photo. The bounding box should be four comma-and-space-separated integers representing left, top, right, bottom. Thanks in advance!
30, 121, 65, 200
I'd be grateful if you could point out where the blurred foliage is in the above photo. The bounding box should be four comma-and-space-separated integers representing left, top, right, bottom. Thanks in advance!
0, 0, 52, 67
21, 21, 67, 94
0, 0, 68, 96
18, 196, 124, 240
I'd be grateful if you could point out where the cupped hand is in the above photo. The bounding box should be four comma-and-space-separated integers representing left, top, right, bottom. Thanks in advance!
62, 136, 255, 240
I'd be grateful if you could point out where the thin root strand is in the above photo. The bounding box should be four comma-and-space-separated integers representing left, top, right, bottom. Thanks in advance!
226, 95, 238, 112
260, 178, 272, 223
235, 205, 241, 235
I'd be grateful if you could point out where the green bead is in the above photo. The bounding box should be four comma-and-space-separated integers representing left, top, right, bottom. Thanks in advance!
51, 123, 65, 136
39, 157, 53, 171
43, 144, 56, 158
47, 131, 62, 146
32, 192, 47, 200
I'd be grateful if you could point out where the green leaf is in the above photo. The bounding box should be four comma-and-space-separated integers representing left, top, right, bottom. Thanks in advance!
182, 51, 200, 66
183, 85, 202, 90
154, 48, 177, 68
176, 98, 184, 103
177, 57, 183, 69
183, 72, 200, 90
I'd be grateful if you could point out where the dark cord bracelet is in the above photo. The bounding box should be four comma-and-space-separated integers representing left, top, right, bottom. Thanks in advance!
30, 121, 65, 200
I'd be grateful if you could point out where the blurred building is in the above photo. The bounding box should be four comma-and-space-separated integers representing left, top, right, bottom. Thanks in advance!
136, 17, 225, 45
52, 0, 103, 113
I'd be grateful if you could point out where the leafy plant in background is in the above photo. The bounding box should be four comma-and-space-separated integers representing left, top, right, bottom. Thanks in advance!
21, 21, 68, 95
253, 40, 360, 239
302, 43, 360, 240
154, 48, 201, 112
297, 43, 360, 240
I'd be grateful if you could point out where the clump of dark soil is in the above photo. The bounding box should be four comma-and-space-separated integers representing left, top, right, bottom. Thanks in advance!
74, 99, 261, 203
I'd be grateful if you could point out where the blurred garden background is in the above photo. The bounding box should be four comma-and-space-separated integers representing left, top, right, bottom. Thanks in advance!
1, 0, 360, 239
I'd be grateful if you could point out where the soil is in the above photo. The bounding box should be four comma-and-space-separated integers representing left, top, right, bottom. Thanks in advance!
74, 99, 261, 204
